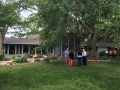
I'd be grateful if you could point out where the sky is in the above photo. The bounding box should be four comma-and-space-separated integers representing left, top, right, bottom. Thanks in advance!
2, 0, 38, 37
5, 10, 32, 37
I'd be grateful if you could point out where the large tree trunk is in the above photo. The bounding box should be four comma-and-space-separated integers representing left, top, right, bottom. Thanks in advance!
89, 30, 100, 58
0, 33, 4, 53
0, 26, 8, 53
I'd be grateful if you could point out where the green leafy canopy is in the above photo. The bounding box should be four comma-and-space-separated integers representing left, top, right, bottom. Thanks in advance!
22, 0, 120, 49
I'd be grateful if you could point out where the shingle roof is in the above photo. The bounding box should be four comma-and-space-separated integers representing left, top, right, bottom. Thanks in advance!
3, 37, 40, 45
3, 38, 119, 47
96, 42, 114, 47
80, 42, 119, 47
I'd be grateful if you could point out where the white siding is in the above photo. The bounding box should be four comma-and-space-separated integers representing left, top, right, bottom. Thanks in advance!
97, 47, 107, 53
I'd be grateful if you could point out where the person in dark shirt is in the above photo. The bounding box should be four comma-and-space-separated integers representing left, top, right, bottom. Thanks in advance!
68, 50, 74, 66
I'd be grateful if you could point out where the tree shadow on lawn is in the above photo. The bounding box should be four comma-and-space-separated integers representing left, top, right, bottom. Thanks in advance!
44, 59, 78, 66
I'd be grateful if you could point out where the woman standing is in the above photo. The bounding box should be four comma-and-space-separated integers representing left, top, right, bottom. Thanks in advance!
77, 50, 82, 66
68, 50, 74, 66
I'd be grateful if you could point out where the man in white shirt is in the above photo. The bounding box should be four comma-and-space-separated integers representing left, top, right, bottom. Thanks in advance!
82, 49, 87, 65
105, 49, 108, 58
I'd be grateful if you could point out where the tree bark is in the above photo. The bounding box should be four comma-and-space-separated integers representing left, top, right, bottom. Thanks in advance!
0, 33, 4, 53
89, 30, 100, 58
0, 26, 7, 53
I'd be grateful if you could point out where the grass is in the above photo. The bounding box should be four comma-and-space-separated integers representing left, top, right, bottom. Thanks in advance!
0, 57, 120, 90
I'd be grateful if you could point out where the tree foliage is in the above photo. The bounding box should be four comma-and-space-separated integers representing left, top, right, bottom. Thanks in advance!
26, 0, 120, 55
0, 0, 36, 53
13, 0, 120, 57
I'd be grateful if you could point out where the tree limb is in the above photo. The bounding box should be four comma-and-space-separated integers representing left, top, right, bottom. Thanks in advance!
74, 0, 79, 5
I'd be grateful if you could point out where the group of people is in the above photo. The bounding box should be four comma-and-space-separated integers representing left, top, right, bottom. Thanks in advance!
64, 48, 87, 66
105, 49, 117, 58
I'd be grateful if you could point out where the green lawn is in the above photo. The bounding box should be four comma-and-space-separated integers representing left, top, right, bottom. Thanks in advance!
0, 57, 120, 90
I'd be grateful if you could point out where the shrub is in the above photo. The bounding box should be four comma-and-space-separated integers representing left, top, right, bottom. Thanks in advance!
0, 53, 5, 61
13, 56, 23, 63
13, 56, 27, 63
34, 58, 40, 62
22, 56, 27, 63
12, 56, 16, 59
27, 54, 33, 58
96, 54, 100, 58
99, 51, 105, 57
17, 55, 21, 57
116, 50, 120, 56
48, 56, 57, 60
4, 58, 10, 61
43, 58, 50, 61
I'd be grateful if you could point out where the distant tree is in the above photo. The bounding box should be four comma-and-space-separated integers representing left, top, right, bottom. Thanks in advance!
0, 1, 21, 53
0, 0, 35, 53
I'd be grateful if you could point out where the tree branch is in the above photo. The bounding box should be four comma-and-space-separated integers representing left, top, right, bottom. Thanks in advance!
74, 0, 79, 5
79, 19, 102, 34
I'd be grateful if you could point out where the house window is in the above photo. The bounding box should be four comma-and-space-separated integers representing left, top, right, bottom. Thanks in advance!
16, 45, 20, 54
5, 44, 8, 54
69, 38, 74, 51
62, 37, 68, 52
23, 45, 29, 54
30, 45, 35, 54
75, 39, 80, 54
20, 45, 22, 54
9, 44, 15, 54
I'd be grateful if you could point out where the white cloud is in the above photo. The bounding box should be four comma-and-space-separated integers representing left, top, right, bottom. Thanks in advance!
5, 10, 36, 37
20, 10, 32, 18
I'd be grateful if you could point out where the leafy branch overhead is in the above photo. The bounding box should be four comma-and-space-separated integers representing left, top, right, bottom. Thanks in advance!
26, 0, 120, 46
1, 0, 119, 57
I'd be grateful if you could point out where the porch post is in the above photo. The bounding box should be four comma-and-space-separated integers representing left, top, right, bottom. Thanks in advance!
18, 45, 20, 54
22, 45, 23, 55
28, 45, 30, 54
7, 44, 9, 55
4, 45, 6, 54
15, 45, 17, 55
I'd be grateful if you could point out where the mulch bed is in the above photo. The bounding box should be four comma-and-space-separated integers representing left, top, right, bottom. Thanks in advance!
87, 57, 110, 62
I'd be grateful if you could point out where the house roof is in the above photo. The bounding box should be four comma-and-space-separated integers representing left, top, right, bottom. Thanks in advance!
27, 34, 39, 39
3, 37, 119, 47
80, 42, 119, 47
3, 37, 40, 45
96, 42, 114, 47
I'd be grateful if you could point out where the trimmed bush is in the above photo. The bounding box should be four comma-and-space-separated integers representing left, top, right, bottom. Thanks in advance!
22, 56, 27, 63
34, 58, 40, 62
13, 56, 23, 63
48, 56, 57, 60
0, 53, 5, 61
43, 58, 50, 61
13, 56, 27, 63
